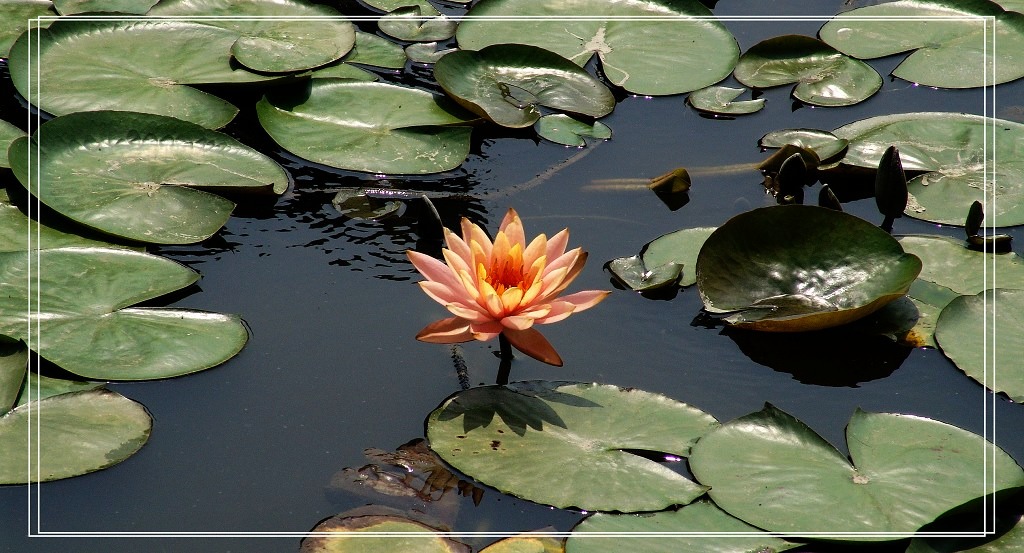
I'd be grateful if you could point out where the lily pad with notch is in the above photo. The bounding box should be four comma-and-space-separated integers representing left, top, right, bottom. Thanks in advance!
0, 246, 249, 380
733, 35, 882, 107
696, 205, 922, 331
147, 0, 356, 73
686, 86, 765, 116
7, 19, 289, 129
935, 288, 1024, 402
257, 79, 478, 174
688, 403, 1024, 540
8, 111, 289, 245
819, 0, 1024, 89
433, 44, 615, 129
426, 381, 719, 512
534, 114, 611, 147
566, 499, 803, 553
455, 0, 739, 96
830, 112, 1024, 227
607, 227, 716, 291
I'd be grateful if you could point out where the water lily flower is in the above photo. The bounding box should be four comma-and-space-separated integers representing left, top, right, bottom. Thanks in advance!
407, 208, 609, 366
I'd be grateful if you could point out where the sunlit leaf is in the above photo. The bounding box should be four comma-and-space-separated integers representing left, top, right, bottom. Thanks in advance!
434, 44, 614, 129
257, 79, 477, 174
734, 34, 881, 106
426, 381, 718, 512
534, 114, 611, 147
607, 227, 715, 290
759, 128, 849, 164
688, 404, 1024, 540
819, 0, 1024, 88
935, 288, 1024, 401
830, 112, 1024, 227
695, 205, 922, 331
899, 235, 1024, 294
0, 120, 25, 169
7, 19, 287, 129
15, 373, 103, 408
405, 42, 458, 64
567, 500, 803, 553
300, 513, 469, 553
481, 534, 563, 553
54, 0, 156, 14
686, 86, 764, 115
0, 247, 249, 380
455, 0, 739, 96
0, 0, 55, 57
379, 6, 457, 42
0, 388, 151, 484
8, 111, 289, 244
147, 0, 355, 73
907, 513, 1024, 552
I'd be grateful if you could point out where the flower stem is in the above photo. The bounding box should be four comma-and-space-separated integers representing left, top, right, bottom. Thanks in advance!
496, 333, 513, 385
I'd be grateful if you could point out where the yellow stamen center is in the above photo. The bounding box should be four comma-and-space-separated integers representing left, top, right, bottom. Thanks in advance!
479, 241, 525, 295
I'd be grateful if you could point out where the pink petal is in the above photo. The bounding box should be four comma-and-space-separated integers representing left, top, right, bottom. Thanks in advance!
418, 281, 466, 306
499, 208, 526, 249
462, 217, 492, 260
532, 300, 577, 325
416, 317, 474, 343
500, 314, 536, 330
502, 328, 563, 366
443, 228, 474, 269
557, 289, 611, 312
545, 228, 570, 259
469, 320, 504, 341
408, 250, 462, 291
522, 233, 547, 271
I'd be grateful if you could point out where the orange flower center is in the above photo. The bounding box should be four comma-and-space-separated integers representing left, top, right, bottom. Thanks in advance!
480, 242, 525, 295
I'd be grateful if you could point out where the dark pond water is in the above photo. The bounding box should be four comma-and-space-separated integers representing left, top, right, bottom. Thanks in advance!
2, 1, 1024, 551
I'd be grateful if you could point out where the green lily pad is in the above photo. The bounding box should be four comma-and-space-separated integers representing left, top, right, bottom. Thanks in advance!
0, 189, 141, 253
455, 0, 740, 96
566, 500, 803, 553
688, 404, 1024, 540
695, 205, 922, 331
54, 0, 157, 14
686, 86, 764, 116
15, 373, 104, 409
480, 535, 563, 553
8, 111, 288, 244
0, 0, 55, 57
7, 19, 285, 129
759, 128, 849, 165
0, 337, 27, 415
899, 235, 1024, 294
0, 120, 25, 169
426, 381, 719, 512
147, 0, 356, 73
405, 42, 458, 64
534, 114, 611, 147
434, 44, 614, 129
0, 247, 249, 380
733, 34, 882, 107
0, 388, 151, 484
257, 79, 477, 174
342, 31, 408, 70
819, 0, 1024, 88
360, 0, 439, 16
831, 112, 1024, 227
907, 513, 1024, 553
300, 513, 469, 553
935, 289, 1024, 401
608, 227, 716, 291
379, 6, 457, 42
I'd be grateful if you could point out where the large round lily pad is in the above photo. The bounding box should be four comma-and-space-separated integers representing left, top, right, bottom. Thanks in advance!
733, 35, 882, 106
819, 0, 1024, 88
434, 44, 614, 129
899, 235, 1024, 294
455, 0, 740, 96
695, 205, 922, 331
0, 246, 249, 380
688, 404, 1024, 540
566, 500, 803, 553
147, 0, 356, 73
7, 19, 285, 128
258, 79, 477, 174
426, 381, 719, 512
759, 128, 849, 165
831, 112, 1024, 227
935, 288, 1024, 402
0, 0, 55, 57
0, 388, 151, 484
8, 111, 288, 244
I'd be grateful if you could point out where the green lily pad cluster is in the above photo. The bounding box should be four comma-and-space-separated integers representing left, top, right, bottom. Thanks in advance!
425, 381, 1024, 542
